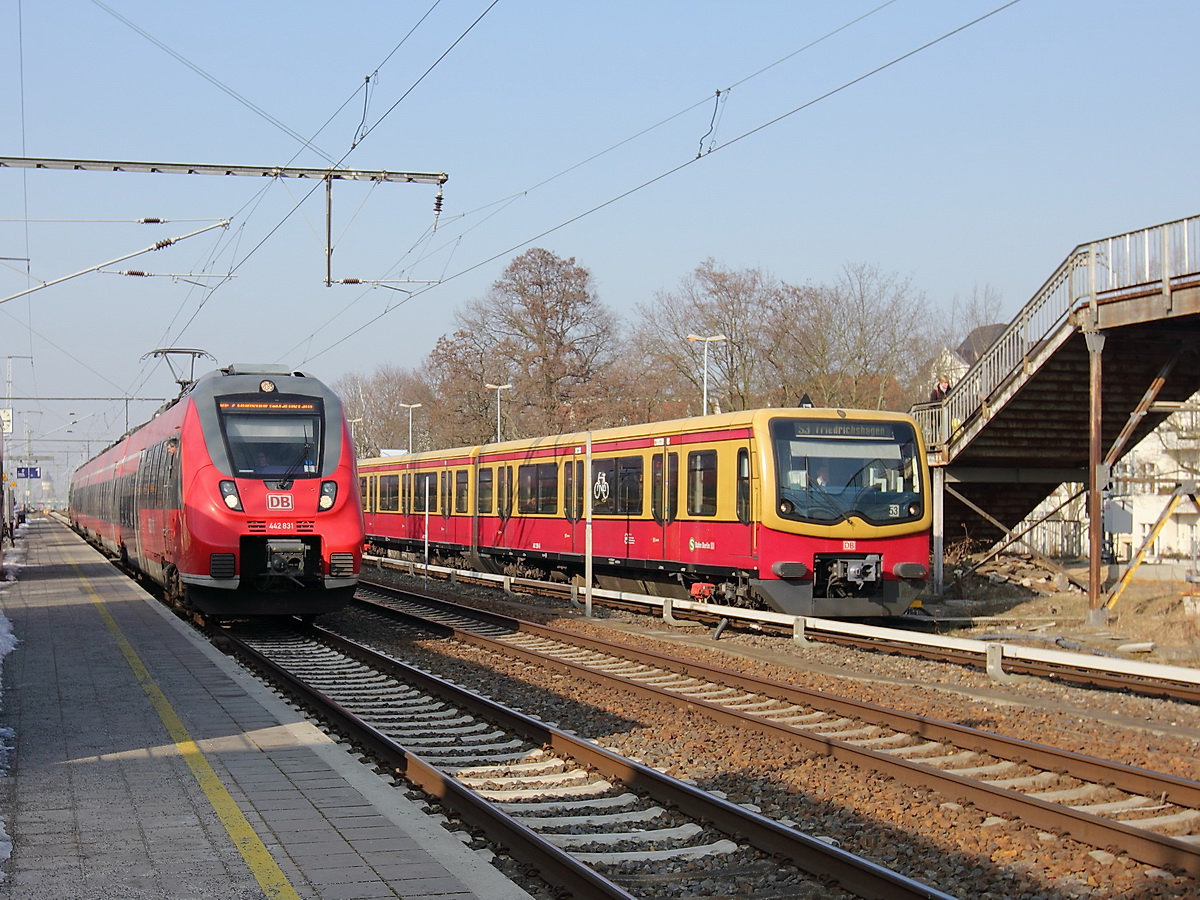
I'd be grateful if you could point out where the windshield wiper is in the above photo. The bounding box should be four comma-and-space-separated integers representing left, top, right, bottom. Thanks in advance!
807, 477, 846, 520
277, 430, 313, 490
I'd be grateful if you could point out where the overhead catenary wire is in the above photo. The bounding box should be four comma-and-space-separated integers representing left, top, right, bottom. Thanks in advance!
299, 0, 1024, 365
89, 0, 341, 167
0, 221, 231, 306
418, 0, 902, 230
9, 1, 478, 413
281, 1, 898, 364
285, 0, 918, 363
71, 0, 452, 407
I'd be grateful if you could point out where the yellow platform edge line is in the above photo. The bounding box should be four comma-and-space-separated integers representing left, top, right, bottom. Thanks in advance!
75, 564, 302, 900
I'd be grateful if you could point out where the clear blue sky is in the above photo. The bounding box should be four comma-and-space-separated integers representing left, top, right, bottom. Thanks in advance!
1, 0, 1196, 498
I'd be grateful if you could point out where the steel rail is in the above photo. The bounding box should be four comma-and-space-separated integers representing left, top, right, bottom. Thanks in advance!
351, 587, 1200, 878
215, 622, 954, 900
362, 564, 1200, 703
212, 626, 637, 900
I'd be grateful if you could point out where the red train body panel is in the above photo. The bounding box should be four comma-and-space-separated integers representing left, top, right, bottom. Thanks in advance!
69, 364, 364, 616
358, 408, 932, 617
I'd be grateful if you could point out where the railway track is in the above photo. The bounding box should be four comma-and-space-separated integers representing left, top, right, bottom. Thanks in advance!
364, 558, 1200, 703
214, 619, 951, 900
350, 581, 1200, 880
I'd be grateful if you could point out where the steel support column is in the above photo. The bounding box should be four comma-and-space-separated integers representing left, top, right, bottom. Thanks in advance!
932, 465, 945, 594
1084, 329, 1107, 625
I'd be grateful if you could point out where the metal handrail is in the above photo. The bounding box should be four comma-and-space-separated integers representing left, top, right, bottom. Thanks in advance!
914, 214, 1200, 455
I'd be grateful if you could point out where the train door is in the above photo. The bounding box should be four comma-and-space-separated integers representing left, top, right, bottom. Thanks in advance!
453, 467, 470, 549
142, 441, 167, 579
734, 442, 756, 565
652, 446, 679, 563
496, 463, 513, 546
130, 449, 149, 572
359, 474, 373, 538
473, 462, 511, 551
563, 453, 583, 554
474, 464, 492, 552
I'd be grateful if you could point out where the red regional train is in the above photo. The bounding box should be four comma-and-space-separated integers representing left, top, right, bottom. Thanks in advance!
358, 408, 931, 617
69, 364, 364, 616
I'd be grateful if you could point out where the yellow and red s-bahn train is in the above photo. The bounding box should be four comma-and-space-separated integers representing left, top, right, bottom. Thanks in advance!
69, 364, 364, 616
358, 408, 931, 617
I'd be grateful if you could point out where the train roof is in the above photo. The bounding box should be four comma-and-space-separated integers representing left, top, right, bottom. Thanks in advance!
357, 406, 923, 467
74, 364, 339, 472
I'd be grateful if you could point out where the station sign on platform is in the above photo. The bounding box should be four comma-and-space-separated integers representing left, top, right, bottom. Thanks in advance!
15, 467, 40, 479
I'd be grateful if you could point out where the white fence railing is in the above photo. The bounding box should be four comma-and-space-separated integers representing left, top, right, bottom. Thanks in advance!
914, 214, 1200, 452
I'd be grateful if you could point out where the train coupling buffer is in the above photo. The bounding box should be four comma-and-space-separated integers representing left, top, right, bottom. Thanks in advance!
834, 554, 881, 588
267, 538, 307, 574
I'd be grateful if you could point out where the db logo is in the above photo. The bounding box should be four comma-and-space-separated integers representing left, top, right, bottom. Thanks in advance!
267, 494, 294, 511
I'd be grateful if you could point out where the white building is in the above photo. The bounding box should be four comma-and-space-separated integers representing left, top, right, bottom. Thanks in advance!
1021, 392, 1200, 566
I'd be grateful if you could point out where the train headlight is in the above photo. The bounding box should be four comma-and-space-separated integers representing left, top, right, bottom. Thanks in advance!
219, 480, 243, 511
318, 481, 337, 510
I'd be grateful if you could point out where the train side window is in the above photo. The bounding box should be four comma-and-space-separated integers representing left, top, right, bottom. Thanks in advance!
455, 469, 469, 514
379, 474, 399, 512
617, 457, 643, 515
590, 458, 616, 515
563, 460, 583, 522
651, 452, 678, 525
401, 473, 411, 513
518, 462, 558, 515
414, 472, 437, 512
736, 447, 751, 525
359, 476, 370, 512
687, 450, 718, 516
477, 467, 494, 514
517, 465, 534, 513
440, 470, 451, 518
497, 465, 513, 519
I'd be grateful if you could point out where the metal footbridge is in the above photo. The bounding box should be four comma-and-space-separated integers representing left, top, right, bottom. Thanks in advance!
911, 214, 1200, 616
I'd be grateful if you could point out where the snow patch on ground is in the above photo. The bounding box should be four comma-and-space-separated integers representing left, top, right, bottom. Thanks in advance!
0, 527, 26, 880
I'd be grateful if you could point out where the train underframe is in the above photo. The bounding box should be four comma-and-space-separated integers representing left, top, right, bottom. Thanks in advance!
160, 534, 359, 618
366, 537, 923, 618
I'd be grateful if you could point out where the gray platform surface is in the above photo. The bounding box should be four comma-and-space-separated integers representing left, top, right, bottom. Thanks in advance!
0, 517, 534, 900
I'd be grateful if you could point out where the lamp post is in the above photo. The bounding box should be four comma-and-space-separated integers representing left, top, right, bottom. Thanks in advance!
484, 383, 512, 442
346, 417, 362, 453
686, 334, 727, 415
397, 402, 421, 453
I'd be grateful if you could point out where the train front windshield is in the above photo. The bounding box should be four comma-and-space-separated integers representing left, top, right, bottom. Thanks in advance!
218, 396, 324, 479
771, 417, 923, 525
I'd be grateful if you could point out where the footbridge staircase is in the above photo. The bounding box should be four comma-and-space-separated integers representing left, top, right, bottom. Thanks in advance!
911, 215, 1200, 602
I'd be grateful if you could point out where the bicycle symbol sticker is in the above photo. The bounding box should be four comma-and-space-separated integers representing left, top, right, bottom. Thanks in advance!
593, 471, 610, 502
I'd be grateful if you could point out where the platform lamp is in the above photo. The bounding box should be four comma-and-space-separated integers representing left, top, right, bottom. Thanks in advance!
484, 383, 512, 442
397, 403, 421, 454
686, 334, 726, 415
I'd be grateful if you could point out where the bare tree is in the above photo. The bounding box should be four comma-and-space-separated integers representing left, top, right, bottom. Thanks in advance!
450, 248, 622, 437
422, 328, 498, 448
632, 260, 778, 415
333, 364, 432, 457
335, 255, 955, 450
949, 284, 1006, 342
769, 262, 933, 410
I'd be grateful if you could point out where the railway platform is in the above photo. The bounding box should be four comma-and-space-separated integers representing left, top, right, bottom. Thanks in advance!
0, 515, 534, 900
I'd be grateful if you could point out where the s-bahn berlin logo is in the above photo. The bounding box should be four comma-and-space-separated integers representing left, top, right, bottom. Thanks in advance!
267, 494, 294, 511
